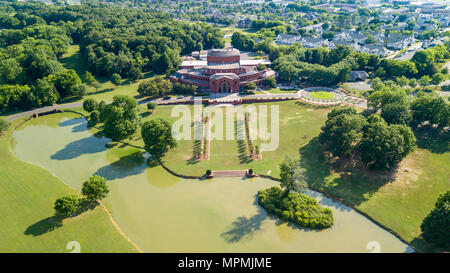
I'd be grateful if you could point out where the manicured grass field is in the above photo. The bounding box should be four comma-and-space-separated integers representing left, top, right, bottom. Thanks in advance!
0, 119, 138, 252
309, 91, 335, 100
264, 88, 299, 94
125, 101, 449, 252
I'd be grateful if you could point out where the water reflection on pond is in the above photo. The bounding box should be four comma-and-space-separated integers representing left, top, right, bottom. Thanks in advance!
12, 113, 414, 253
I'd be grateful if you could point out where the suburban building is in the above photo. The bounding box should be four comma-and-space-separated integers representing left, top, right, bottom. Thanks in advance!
170, 48, 276, 93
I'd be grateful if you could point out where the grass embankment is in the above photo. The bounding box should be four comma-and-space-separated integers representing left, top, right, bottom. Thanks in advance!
0, 119, 138, 252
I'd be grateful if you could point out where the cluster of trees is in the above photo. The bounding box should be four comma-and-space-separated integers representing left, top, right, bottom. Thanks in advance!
319, 107, 416, 170
369, 80, 449, 128
83, 95, 176, 160
137, 76, 172, 97
76, 4, 224, 78
257, 157, 333, 229
83, 95, 140, 141
54, 175, 109, 217
273, 45, 377, 86
0, 1, 225, 113
375, 44, 450, 82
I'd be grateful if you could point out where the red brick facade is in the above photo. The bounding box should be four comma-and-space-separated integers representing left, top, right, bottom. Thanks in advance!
170, 48, 276, 93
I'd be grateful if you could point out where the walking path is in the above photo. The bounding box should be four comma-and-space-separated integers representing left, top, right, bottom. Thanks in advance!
212, 170, 247, 177
5, 86, 368, 122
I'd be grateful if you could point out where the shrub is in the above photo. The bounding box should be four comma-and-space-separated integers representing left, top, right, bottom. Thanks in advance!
83, 98, 98, 113
257, 186, 333, 229
147, 102, 157, 110
420, 190, 450, 251
88, 110, 100, 127
54, 195, 81, 217
206, 169, 212, 176
0, 118, 10, 134
248, 168, 254, 175
111, 73, 122, 86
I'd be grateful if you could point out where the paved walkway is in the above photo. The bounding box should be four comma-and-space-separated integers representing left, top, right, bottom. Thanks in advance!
212, 170, 247, 177
5, 102, 83, 122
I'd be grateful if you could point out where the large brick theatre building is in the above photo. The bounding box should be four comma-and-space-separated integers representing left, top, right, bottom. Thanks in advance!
170, 48, 276, 93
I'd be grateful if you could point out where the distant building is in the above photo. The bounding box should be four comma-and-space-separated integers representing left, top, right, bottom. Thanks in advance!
170, 48, 276, 93
349, 71, 369, 81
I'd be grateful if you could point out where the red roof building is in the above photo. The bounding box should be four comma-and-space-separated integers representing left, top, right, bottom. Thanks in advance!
170, 48, 276, 93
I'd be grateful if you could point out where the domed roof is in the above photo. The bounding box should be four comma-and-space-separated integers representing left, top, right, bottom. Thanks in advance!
208, 48, 240, 57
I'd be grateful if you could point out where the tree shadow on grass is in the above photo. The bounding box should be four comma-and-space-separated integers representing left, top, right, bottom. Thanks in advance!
94, 151, 147, 180
413, 125, 450, 154
24, 216, 63, 236
299, 137, 394, 207
24, 201, 99, 237
51, 136, 109, 160
221, 198, 266, 243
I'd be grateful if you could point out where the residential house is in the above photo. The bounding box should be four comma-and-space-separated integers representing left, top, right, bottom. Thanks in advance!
349, 71, 369, 81
275, 34, 301, 46
300, 37, 329, 48
386, 33, 414, 50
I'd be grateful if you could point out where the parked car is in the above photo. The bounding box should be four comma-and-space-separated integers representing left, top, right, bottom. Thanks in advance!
163, 96, 171, 100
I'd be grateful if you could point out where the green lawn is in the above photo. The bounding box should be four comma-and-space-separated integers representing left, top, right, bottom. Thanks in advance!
113, 101, 449, 252
0, 119, 138, 253
310, 91, 335, 100
264, 88, 299, 94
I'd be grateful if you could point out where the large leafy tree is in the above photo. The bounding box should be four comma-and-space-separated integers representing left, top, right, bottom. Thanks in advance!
411, 95, 449, 128
47, 69, 82, 98
82, 175, 109, 202
141, 118, 177, 159
101, 95, 140, 141
279, 157, 307, 194
420, 190, 450, 251
54, 195, 81, 217
319, 106, 367, 157
360, 115, 415, 170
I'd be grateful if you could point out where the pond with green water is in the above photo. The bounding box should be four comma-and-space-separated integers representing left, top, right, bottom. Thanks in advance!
12, 113, 413, 252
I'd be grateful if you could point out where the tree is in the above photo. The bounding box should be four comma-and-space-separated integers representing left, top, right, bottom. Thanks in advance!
411, 95, 449, 127
420, 190, 450, 251
244, 82, 257, 91
319, 107, 367, 157
88, 110, 100, 127
111, 73, 122, 86
83, 98, 98, 113
54, 195, 80, 217
28, 78, 59, 107
147, 102, 157, 110
71, 84, 88, 98
263, 76, 276, 88
380, 102, 412, 125
419, 75, 431, 87
101, 95, 140, 140
360, 115, 415, 170
141, 118, 177, 159
83, 71, 95, 86
47, 69, 82, 98
137, 76, 172, 97
431, 73, 444, 86
279, 157, 307, 194
0, 118, 10, 134
81, 175, 109, 202
128, 66, 143, 81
